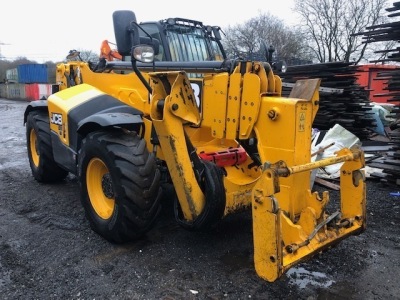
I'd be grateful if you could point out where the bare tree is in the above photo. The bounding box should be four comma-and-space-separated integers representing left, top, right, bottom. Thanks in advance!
222, 12, 312, 65
294, 0, 390, 63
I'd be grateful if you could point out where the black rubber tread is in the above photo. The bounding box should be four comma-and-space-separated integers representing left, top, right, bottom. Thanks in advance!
78, 129, 162, 243
26, 110, 69, 183
174, 160, 226, 230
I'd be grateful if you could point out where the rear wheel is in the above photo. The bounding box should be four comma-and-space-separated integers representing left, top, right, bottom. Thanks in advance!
78, 130, 161, 243
26, 110, 68, 182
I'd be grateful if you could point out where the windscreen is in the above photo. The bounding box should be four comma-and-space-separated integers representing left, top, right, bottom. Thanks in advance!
166, 26, 223, 62
140, 21, 224, 62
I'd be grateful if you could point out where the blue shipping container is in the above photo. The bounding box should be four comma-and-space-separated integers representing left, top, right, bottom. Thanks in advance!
17, 64, 48, 84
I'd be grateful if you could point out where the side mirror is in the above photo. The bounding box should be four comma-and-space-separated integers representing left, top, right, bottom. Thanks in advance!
113, 10, 140, 56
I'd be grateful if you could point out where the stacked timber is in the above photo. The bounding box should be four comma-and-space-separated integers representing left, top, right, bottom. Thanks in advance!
278, 61, 375, 140
357, 1, 400, 185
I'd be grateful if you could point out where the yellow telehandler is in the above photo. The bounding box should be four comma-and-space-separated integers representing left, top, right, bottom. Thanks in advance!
24, 10, 366, 282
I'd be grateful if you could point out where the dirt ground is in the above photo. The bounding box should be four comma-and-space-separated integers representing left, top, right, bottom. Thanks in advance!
0, 98, 399, 300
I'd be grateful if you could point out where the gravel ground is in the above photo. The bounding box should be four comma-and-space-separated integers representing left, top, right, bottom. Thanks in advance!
0, 98, 399, 300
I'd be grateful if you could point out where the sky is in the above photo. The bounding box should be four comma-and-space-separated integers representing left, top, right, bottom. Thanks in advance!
0, 0, 297, 63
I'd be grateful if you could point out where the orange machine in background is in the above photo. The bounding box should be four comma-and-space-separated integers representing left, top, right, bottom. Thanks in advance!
100, 40, 122, 61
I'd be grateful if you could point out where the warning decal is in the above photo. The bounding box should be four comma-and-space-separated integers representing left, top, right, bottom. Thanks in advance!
299, 112, 305, 132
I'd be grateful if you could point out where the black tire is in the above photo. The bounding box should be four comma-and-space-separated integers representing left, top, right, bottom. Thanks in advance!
78, 130, 162, 243
174, 160, 226, 230
26, 110, 69, 182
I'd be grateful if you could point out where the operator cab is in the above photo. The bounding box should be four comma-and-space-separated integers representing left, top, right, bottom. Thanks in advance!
139, 18, 226, 62
112, 10, 226, 63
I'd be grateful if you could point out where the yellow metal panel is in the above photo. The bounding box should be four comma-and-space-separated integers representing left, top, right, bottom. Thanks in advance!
254, 97, 297, 161
274, 75, 282, 96
202, 73, 229, 138
340, 150, 366, 223
252, 168, 282, 282
223, 163, 260, 213
58, 63, 150, 115
253, 95, 316, 217
253, 78, 321, 217
253, 206, 281, 282
225, 73, 242, 140
168, 72, 201, 125
47, 84, 105, 146
49, 84, 104, 111
239, 73, 261, 139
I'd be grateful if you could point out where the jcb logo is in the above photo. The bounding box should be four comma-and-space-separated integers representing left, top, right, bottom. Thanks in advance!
51, 113, 63, 125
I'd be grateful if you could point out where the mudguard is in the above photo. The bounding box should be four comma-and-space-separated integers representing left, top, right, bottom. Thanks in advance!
48, 83, 143, 151
46, 83, 144, 174
23, 100, 48, 124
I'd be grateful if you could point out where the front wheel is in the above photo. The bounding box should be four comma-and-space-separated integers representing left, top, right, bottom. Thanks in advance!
174, 160, 226, 230
78, 130, 162, 243
26, 110, 68, 182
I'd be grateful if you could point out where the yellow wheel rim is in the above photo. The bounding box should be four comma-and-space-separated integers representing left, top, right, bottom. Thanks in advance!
29, 128, 40, 167
86, 158, 115, 219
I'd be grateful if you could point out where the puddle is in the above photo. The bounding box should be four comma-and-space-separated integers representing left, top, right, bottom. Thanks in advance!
286, 267, 335, 289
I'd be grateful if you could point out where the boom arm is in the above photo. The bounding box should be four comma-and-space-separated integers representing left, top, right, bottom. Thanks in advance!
149, 71, 206, 220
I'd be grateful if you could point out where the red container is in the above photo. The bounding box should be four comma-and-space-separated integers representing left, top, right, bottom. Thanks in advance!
355, 64, 399, 103
25, 83, 53, 101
